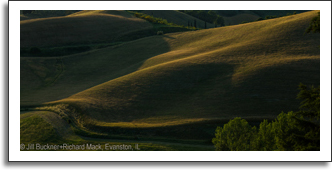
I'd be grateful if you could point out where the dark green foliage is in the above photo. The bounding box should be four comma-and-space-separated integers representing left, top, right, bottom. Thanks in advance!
256, 17, 264, 21
265, 15, 277, 20
293, 83, 320, 150
212, 83, 320, 151
296, 83, 320, 119
306, 12, 320, 33
131, 11, 197, 30
214, 16, 224, 27
179, 10, 225, 26
212, 118, 257, 151
252, 119, 276, 151
216, 10, 240, 17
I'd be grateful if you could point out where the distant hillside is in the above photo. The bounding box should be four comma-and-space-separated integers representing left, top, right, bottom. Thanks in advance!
223, 13, 260, 25
135, 10, 215, 28
20, 10, 80, 21
216, 10, 309, 18
20, 12, 153, 48
249, 10, 310, 18
217, 10, 309, 25
68, 10, 135, 18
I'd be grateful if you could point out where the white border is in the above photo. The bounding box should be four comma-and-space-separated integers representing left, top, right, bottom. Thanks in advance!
9, 1, 331, 161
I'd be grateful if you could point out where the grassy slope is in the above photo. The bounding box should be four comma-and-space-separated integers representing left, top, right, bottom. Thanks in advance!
20, 35, 171, 105
20, 111, 64, 144
20, 111, 212, 150
223, 13, 260, 25
20, 11, 152, 48
138, 10, 215, 28
45, 11, 320, 129
68, 10, 135, 18
20, 11, 77, 21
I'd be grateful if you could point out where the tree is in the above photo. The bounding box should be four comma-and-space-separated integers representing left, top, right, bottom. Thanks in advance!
212, 117, 257, 151
252, 119, 276, 151
214, 16, 224, 27
306, 12, 320, 33
296, 83, 320, 119
292, 83, 320, 150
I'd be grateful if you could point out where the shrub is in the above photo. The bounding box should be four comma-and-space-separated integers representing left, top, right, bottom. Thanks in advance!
305, 12, 320, 33
157, 31, 164, 35
256, 17, 264, 21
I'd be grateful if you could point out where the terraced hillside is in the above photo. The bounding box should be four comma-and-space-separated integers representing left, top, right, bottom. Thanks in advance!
21, 11, 320, 149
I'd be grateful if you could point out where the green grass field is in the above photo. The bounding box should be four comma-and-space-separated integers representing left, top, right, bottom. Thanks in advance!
20, 10, 320, 150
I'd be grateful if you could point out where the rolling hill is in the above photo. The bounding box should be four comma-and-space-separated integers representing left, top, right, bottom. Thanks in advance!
217, 10, 309, 26
20, 11, 153, 48
68, 10, 135, 18
223, 13, 260, 25
21, 11, 320, 146
136, 10, 215, 28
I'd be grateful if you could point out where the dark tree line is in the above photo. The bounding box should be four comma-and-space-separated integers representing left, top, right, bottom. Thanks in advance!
180, 10, 225, 27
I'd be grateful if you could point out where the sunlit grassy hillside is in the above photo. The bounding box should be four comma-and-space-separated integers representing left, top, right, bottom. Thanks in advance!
20, 11, 152, 48
21, 11, 319, 143
47, 11, 319, 127
68, 10, 135, 18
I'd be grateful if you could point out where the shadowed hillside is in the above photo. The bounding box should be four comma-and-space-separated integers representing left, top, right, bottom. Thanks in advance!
21, 11, 320, 146
137, 10, 215, 28
20, 12, 152, 48
223, 13, 260, 25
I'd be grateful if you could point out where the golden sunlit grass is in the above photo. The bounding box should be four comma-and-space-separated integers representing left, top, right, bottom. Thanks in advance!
20, 111, 212, 150
93, 117, 210, 128
22, 11, 319, 139
68, 10, 135, 18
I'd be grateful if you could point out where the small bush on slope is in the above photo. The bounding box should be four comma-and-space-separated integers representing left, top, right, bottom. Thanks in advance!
306, 12, 320, 33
